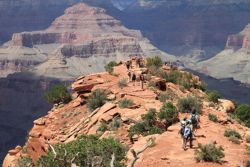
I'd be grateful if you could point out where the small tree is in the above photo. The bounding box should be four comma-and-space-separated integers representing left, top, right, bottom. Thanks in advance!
195, 143, 225, 163
104, 61, 117, 73
177, 96, 202, 114
146, 56, 162, 68
87, 89, 108, 111
45, 84, 71, 104
158, 102, 179, 128
206, 90, 221, 103
37, 135, 126, 167
141, 108, 157, 127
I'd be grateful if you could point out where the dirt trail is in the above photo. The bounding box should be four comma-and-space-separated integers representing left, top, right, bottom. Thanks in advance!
135, 113, 249, 167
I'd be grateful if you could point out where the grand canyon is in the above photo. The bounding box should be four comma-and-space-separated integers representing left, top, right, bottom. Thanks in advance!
0, 0, 250, 166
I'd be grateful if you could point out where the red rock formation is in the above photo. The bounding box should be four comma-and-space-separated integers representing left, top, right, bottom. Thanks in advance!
3, 60, 249, 167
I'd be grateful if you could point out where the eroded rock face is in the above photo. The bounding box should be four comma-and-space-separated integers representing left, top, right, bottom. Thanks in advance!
1, 3, 174, 79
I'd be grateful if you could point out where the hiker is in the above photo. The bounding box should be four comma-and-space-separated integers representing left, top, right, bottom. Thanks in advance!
126, 60, 131, 70
179, 117, 187, 138
128, 71, 131, 82
183, 120, 193, 150
136, 57, 140, 68
190, 110, 199, 132
132, 73, 136, 86
139, 73, 145, 90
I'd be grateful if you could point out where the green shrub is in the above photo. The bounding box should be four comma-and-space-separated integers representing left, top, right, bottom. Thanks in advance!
206, 90, 221, 103
158, 102, 179, 128
228, 136, 240, 144
161, 70, 182, 84
110, 117, 121, 131
148, 81, 157, 88
128, 122, 147, 137
195, 143, 225, 163
129, 109, 161, 137
18, 157, 33, 167
177, 96, 202, 114
224, 129, 241, 139
159, 92, 168, 102
146, 56, 162, 68
246, 135, 250, 143
118, 78, 128, 88
234, 104, 250, 128
45, 84, 71, 104
87, 89, 108, 111
208, 113, 218, 122
37, 135, 126, 167
246, 145, 250, 155
141, 108, 157, 127
104, 61, 117, 73
97, 122, 109, 134
119, 99, 134, 108
147, 126, 163, 135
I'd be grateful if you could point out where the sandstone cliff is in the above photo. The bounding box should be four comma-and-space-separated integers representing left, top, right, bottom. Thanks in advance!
0, 3, 175, 79
3, 59, 250, 167
195, 23, 250, 84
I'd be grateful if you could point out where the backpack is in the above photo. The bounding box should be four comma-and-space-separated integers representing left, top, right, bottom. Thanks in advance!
190, 114, 197, 125
179, 120, 186, 136
184, 125, 191, 138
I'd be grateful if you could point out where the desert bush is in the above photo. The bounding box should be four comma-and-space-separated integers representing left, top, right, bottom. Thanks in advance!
141, 108, 157, 127
45, 84, 71, 104
97, 122, 109, 134
228, 136, 240, 144
234, 104, 250, 128
129, 108, 161, 137
206, 90, 221, 103
18, 157, 33, 167
146, 56, 162, 68
246, 135, 250, 143
195, 143, 225, 163
246, 145, 250, 155
158, 102, 179, 128
148, 81, 157, 88
87, 89, 108, 111
118, 78, 128, 88
177, 96, 202, 114
208, 113, 218, 122
119, 99, 134, 108
224, 128, 241, 139
37, 135, 126, 167
110, 117, 122, 131
159, 90, 176, 102
104, 61, 117, 73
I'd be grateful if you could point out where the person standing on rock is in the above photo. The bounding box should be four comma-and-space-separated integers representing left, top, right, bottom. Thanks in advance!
132, 73, 136, 86
139, 73, 145, 90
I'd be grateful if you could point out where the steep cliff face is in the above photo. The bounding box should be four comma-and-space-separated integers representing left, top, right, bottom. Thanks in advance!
111, 0, 250, 60
193, 23, 250, 84
0, 3, 174, 79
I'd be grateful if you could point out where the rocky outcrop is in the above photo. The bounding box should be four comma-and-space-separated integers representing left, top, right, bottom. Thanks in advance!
3, 60, 249, 167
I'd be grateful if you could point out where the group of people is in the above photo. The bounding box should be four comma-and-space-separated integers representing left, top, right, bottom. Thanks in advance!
126, 57, 145, 89
179, 111, 199, 150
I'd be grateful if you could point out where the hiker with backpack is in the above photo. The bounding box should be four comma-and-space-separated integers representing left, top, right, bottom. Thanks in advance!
179, 117, 187, 138
182, 120, 193, 150
190, 111, 199, 133
139, 73, 145, 90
